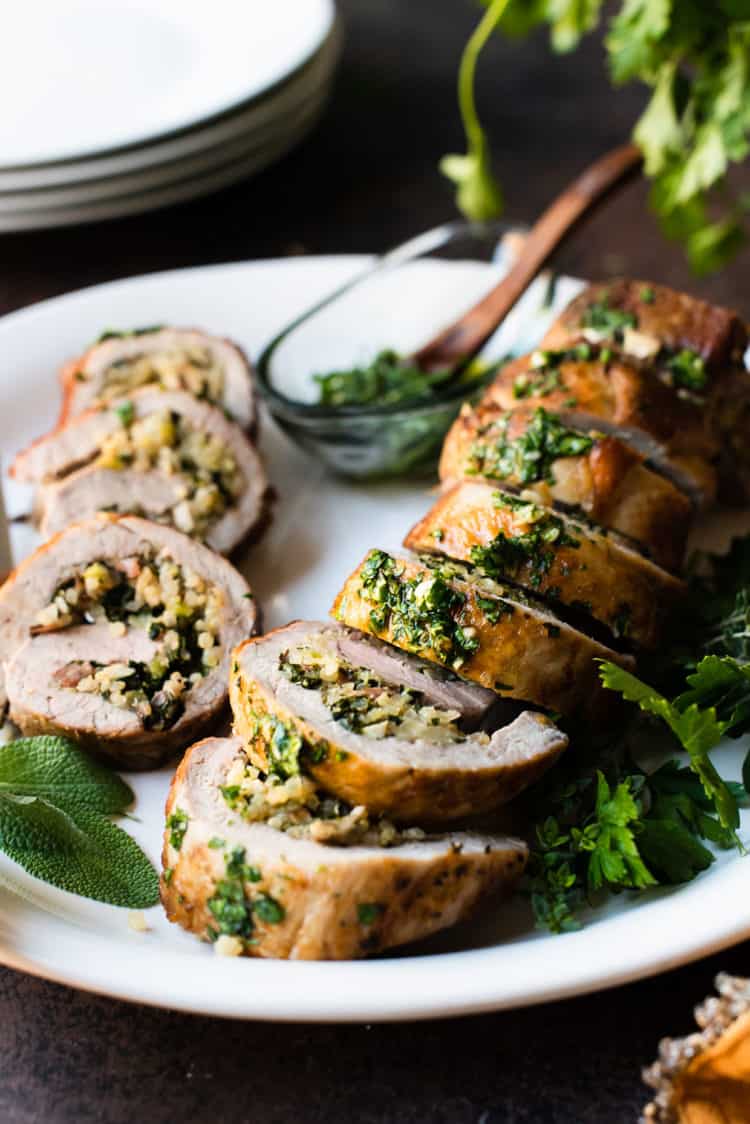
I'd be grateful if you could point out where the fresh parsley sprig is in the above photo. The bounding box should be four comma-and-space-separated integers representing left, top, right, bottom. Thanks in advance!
527, 748, 742, 934
528, 532, 750, 933
445, 2, 750, 273
0, 736, 159, 908
599, 662, 740, 833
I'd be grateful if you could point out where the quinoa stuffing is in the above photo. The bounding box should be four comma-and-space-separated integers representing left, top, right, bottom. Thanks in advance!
278, 643, 482, 746
221, 747, 427, 847
91, 344, 226, 407
96, 406, 244, 538
32, 554, 224, 729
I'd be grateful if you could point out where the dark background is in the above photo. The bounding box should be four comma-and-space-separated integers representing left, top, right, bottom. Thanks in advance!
1, 2, 748, 1121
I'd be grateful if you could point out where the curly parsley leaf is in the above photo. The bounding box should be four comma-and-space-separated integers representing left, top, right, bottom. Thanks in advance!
580, 772, 657, 893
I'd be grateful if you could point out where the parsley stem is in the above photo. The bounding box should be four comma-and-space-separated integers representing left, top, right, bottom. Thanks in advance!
457, 0, 512, 160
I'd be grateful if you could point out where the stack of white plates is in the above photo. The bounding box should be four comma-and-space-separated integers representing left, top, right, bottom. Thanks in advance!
0, 0, 340, 232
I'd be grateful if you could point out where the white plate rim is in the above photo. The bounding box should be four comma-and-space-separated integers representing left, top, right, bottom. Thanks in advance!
0, 0, 337, 168
0, 24, 341, 194
0, 255, 747, 1022
0, 90, 332, 232
0, 64, 336, 213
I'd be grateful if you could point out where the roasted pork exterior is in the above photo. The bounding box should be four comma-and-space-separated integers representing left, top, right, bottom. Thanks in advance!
58, 327, 257, 432
229, 621, 567, 821
404, 481, 685, 649
161, 735, 529, 960
331, 550, 633, 723
439, 402, 692, 571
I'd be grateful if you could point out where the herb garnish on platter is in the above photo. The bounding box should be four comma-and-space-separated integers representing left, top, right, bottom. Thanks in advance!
0, 736, 158, 908
527, 534, 750, 933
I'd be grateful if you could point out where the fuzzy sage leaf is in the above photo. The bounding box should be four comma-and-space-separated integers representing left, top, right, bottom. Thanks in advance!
0, 736, 134, 814
0, 738, 158, 908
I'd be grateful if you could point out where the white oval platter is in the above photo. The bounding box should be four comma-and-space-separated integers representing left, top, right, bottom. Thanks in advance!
0, 256, 747, 1021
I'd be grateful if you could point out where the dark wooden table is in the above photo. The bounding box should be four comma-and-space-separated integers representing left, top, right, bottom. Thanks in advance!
1, 3, 748, 1121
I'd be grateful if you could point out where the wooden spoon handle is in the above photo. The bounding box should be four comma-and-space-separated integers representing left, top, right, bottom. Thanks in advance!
412, 142, 643, 372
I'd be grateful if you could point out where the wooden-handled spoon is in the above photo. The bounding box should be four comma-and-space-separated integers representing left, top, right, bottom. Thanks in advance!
412, 142, 643, 373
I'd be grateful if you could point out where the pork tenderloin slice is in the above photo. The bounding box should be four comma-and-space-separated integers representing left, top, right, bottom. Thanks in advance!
541, 280, 750, 504
58, 327, 257, 432
229, 622, 567, 821
334, 627, 497, 728
161, 735, 529, 960
541, 279, 748, 376
486, 352, 719, 506
13, 387, 271, 556
404, 480, 686, 650
439, 401, 692, 572
331, 552, 633, 724
0, 515, 258, 768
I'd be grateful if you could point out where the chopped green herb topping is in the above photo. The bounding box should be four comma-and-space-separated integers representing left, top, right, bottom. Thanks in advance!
253, 893, 286, 924
666, 349, 708, 391
511, 345, 592, 401
475, 595, 514, 624
313, 350, 495, 410
357, 902, 385, 925
580, 298, 637, 340
206, 846, 269, 944
640, 286, 656, 304
166, 808, 188, 851
468, 493, 580, 590
357, 550, 479, 671
466, 408, 595, 485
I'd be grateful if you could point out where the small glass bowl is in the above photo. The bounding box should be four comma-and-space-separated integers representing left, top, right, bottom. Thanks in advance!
256, 220, 561, 480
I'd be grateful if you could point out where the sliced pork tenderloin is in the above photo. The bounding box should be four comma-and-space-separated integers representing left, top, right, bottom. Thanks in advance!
57, 327, 257, 432
542, 279, 748, 378
333, 627, 498, 728
540, 280, 750, 502
331, 551, 633, 724
439, 401, 692, 572
0, 515, 258, 767
12, 387, 271, 554
404, 481, 685, 650
161, 735, 529, 960
485, 350, 719, 506
229, 622, 567, 822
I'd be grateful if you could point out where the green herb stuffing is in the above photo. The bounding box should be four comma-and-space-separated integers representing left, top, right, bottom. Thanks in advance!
0, 736, 158, 908
114, 400, 134, 427
96, 326, 164, 344
240, 710, 304, 781
467, 407, 594, 485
